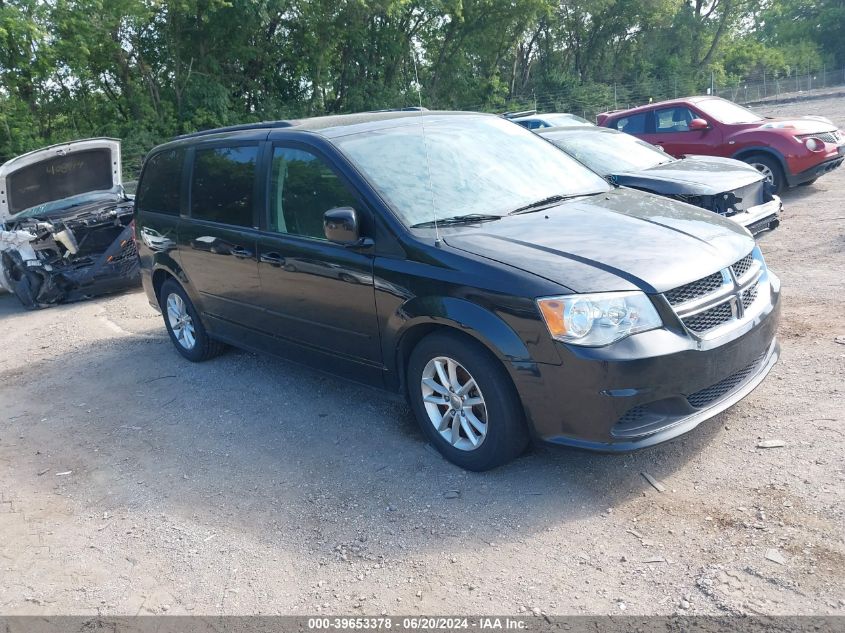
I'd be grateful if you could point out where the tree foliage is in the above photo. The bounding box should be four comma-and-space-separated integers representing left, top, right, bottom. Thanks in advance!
0, 0, 837, 172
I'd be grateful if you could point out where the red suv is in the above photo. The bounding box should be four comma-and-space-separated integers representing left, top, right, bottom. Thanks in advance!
598, 96, 844, 194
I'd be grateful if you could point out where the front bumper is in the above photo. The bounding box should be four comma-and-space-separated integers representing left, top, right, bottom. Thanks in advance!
515, 273, 780, 451
732, 196, 781, 237
786, 150, 844, 186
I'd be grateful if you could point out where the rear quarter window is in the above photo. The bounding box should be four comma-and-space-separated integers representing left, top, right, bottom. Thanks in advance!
136, 148, 185, 215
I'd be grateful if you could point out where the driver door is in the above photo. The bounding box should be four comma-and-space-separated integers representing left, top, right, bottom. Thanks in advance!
641, 106, 722, 157
253, 144, 382, 383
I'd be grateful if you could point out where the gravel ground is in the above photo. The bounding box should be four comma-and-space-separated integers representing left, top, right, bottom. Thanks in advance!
0, 95, 843, 618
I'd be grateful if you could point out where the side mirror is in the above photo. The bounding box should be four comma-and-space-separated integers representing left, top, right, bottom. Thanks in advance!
324, 207, 360, 244
689, 118, 710, 131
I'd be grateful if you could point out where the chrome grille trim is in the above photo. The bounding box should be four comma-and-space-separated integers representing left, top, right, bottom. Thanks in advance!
741, 281, 759, 310
665, 271, 725, 306
682, 301, 734, 333
663, 249, 769, 339
731, 253, 756, 281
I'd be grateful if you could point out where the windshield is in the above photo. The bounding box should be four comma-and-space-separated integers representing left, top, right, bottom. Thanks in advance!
334, 115, 609, 227
544, 130, 672, 174
544, 113, 593, 126
696, 99, 763, 124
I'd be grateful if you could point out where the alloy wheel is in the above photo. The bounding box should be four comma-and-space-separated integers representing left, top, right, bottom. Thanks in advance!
166, 292, 196, 350
750, 162, 775, 185
420, 356, 488, 451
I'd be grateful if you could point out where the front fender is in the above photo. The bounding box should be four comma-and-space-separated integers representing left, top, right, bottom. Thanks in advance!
397, 296, 534, 363
382, 294, 557, 395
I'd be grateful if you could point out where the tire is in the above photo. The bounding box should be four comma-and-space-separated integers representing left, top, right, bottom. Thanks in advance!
798, 178, 818, 187
159, 278, 225, 362
407, 331, 528, 471
743, 153, 785, 195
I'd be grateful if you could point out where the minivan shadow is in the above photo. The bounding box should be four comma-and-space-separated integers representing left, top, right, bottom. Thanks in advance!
1, 317, 725, 556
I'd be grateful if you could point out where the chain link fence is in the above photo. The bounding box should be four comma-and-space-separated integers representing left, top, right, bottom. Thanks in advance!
484, 65, 845, 122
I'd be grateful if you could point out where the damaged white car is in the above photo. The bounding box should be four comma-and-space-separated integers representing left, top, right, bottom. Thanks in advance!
0, 138, 139, 308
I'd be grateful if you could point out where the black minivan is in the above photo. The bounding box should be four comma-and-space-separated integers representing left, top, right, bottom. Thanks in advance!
135, 111, 780, 471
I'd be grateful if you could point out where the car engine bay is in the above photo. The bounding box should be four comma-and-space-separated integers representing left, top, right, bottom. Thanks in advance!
0, 200, 138, 308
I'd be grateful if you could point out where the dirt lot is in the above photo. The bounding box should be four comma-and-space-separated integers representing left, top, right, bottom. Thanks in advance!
0, 95, 843, 618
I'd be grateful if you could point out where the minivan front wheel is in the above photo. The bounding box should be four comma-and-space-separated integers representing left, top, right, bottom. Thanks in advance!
408, 331, 528, 471
159, 278, 224, 362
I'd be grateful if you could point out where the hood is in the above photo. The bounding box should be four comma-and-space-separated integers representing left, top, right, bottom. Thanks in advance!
750, 116, 838, 135
442, 187, 754, 294
613, 155, 763, 195
0, 138, 122, 223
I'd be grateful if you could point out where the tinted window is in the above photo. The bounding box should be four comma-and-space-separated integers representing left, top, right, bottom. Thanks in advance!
137, 148, 184, 215
613, 113, 647, 133
655, 107, 696, 132
7, 149, 114, 216
269, 148, 357, 240
191, 145, 258, 226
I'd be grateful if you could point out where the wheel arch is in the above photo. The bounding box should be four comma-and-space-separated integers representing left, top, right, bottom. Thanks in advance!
387, 296, 536, 398
149, 256, 202, 308
731, 146, 789, 174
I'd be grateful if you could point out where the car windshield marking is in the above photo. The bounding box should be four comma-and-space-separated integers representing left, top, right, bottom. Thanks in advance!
410, 213, 502, 228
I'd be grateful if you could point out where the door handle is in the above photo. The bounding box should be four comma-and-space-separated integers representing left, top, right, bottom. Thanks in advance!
260, 252, 286, 267
231, 246, 254, 259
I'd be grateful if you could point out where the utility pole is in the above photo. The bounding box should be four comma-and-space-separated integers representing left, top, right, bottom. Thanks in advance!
710, 71, 714, 96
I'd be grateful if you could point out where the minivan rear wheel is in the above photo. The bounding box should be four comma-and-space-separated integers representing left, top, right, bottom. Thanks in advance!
159, 278, 225, 362
408, 331, 528, 471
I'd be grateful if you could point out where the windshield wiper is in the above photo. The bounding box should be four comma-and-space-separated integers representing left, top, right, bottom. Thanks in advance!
410, 213, 501, 228
507, 194, 592, 215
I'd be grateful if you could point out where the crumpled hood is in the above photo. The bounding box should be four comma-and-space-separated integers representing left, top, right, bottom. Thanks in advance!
0, 138, 122, 223
442, 188, 754, 294
614, 155, 762, 195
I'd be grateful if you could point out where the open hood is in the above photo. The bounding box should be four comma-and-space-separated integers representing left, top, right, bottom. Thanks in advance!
0, 138, 122, 223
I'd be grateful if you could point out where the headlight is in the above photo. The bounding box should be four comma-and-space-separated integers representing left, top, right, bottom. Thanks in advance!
537, 291, 662, 346
803, 137, 823, 151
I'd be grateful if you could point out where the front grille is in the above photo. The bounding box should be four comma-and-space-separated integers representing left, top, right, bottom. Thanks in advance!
731, 253, 754, 280
799, 131, 840, 144
665, 271, 724, 306
687, 350, 768, 408
664, 249, 764, 336
681, 302, 733, 333
741, 282, 759, 310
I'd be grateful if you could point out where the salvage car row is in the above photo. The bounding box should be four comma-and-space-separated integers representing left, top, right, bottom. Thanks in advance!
0, 97, 842, 471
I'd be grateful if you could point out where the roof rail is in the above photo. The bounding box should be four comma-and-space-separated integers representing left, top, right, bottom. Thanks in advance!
502, 109, 537, 119
174, 120, 294, 140
366, 106, 429, 113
